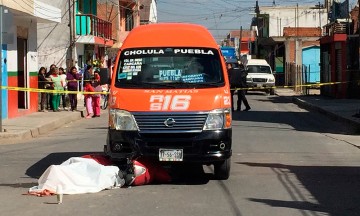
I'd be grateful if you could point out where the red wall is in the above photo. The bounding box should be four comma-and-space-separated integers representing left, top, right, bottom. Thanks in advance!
7, 74, 38, 118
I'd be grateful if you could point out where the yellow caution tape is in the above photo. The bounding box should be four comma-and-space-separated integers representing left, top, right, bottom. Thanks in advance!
231, 81, 347, 91
0, 80, 354, 94
38, 79, 98, 83
0, 86, 109, 95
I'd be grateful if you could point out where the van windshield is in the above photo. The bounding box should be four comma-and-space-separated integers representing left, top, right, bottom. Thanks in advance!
115, 47, 225, 89
247, 65, 272, 74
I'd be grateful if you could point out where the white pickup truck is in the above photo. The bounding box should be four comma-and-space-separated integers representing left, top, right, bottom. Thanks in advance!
245, 59, 275, 95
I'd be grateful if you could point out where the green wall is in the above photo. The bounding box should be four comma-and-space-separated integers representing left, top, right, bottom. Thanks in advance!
75, 0, 97, 35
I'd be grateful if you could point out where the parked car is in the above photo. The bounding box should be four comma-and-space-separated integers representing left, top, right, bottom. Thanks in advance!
245, 59, 275, 95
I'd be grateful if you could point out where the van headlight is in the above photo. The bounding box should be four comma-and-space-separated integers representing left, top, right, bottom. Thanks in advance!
203, 109, 232, 130
109, 109, 138, 131
268, 77, 275, 82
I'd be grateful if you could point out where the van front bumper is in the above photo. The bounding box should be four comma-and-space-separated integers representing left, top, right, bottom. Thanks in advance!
246, 82, 275, 89
105, 129, 232, 163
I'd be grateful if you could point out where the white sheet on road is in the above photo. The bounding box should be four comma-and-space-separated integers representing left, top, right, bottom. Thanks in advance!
29, 157, 124, 195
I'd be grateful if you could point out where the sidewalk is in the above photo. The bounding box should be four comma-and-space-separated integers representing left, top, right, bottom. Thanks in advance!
275, 88, 360, 133
0, 98, 85, 145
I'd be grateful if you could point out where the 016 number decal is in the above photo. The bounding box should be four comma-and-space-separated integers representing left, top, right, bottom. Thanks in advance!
150, 95, 191, 111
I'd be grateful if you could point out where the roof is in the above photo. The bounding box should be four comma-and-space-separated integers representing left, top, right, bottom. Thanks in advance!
247, 59, 269, 66
302, 45, 320, 50
283, 27, 322, 37
121, 23, 219, 49
228, 30, 255, 38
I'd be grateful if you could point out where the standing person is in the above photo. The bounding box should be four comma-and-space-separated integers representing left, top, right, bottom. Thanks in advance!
82, 65, 94, 107
83, 81, 94, 118
237, 64, 251, 111
92, 76, 102, 118
227, 63, 236, 112
59, 67, 68, 111
45, 64, 56, 110
46, 64, 56, 77
228, 63, 251, 111
66, 66, 80, 111
83, 65, 93, 83
49, 67, 62, 112
38, 67, 48, 112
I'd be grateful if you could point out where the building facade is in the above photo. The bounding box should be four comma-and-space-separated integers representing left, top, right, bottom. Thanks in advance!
1, 0, 61, 119
251, 2, 325, 87
222, 30, 256, 57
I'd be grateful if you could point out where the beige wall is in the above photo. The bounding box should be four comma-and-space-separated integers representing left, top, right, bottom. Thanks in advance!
3, 0, 34, 15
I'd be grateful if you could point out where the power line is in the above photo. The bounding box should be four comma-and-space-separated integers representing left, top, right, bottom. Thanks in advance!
37, 0, 74, 50
14, 0, 62, 19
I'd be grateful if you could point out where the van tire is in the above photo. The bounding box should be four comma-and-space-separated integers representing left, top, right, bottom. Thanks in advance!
269, 89, 275, 95
214, 158, 231, 180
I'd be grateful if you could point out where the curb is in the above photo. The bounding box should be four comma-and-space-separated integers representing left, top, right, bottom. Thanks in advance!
36, 110, 84, 136
0, 110, 84, 144
292, 97, 360, 133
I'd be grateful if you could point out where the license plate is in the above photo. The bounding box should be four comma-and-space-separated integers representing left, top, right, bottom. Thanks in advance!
256, 84, 263, 87
159, 149, 183, 161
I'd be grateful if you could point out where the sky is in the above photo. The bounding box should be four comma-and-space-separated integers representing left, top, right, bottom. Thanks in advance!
157, 0, 358, 43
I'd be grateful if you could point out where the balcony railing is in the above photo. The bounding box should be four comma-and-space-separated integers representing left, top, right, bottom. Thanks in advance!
323, 22, 349, 36
76, 14, 112, 40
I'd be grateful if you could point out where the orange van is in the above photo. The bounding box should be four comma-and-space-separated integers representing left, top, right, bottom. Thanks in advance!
105, 23, 232, 179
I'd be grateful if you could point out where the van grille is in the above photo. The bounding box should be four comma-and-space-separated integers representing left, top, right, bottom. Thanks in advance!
253, 78, 267, 82
133, 112, 208, 133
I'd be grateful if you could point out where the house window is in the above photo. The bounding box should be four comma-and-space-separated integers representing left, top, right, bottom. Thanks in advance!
125, 9, 134, 31
78, 0, 84, 13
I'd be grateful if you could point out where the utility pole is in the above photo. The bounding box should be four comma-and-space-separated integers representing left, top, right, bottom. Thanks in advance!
318, 2, 321, 29
72, 0, 76, 67
68, 0, 73, 68
239, 26, 242, 58
255, 0, 260, 57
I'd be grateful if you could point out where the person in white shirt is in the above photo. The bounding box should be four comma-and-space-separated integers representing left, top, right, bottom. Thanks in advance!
59, 67, 68, 111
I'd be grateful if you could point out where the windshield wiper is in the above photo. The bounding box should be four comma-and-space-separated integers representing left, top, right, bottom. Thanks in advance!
195, 82, 224, 87
141, 82, 178, 88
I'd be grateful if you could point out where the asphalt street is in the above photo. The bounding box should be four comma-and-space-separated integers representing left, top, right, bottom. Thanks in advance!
0, 93, 359, 216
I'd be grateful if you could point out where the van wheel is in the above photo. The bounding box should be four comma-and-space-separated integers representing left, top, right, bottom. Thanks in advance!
214, 158, 231, 180
269, 89, 275, 95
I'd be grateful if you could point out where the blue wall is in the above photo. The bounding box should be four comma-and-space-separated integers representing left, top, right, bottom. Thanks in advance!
221, 47, 237, 60
1, 44, 7, 119
302, 46, 320, 83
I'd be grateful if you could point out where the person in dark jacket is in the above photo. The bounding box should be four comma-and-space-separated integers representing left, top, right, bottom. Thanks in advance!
66, 66, 80, 111
237, 64, 251, 111
227, 63, 251, 111
83, 65, 93, 83
45, 64, 56, 110
38, 67, 48, 112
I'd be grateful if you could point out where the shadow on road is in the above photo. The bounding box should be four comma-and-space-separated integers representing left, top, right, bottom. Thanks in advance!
238, 162, 360, 216
25, 152, 100, 178
167, 164, 211, 185
232, 109, 357, 135
255, 95, 294, 104
0, 182, 37, 189
86, 127, 108, 130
